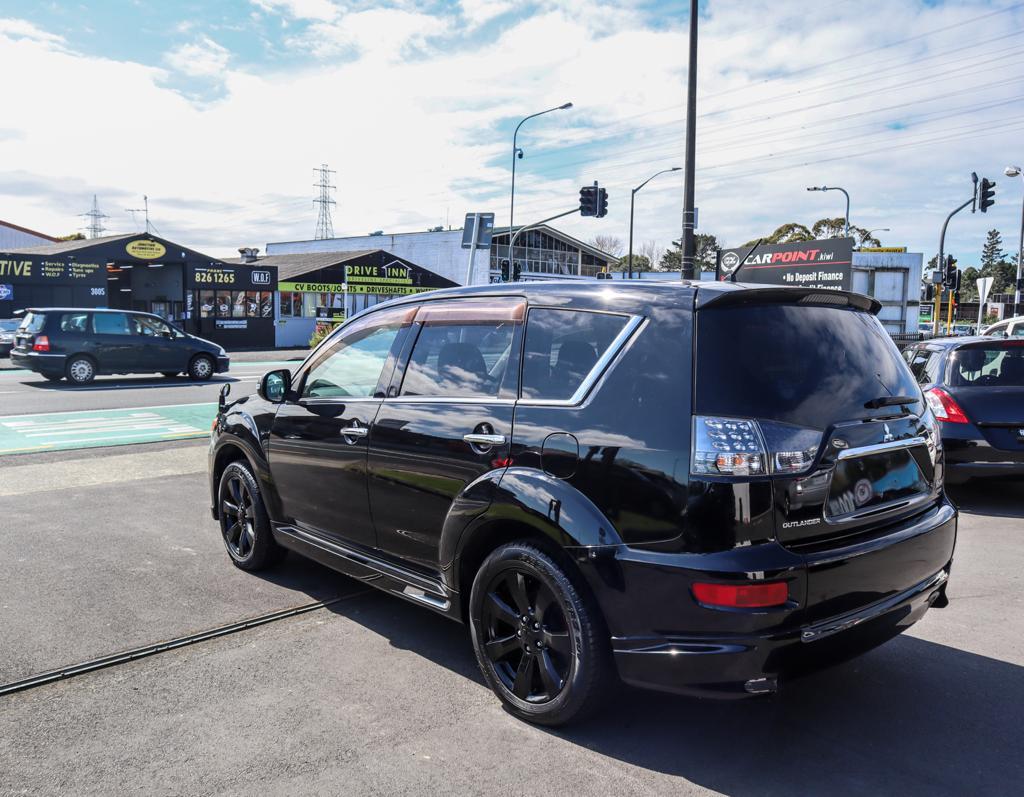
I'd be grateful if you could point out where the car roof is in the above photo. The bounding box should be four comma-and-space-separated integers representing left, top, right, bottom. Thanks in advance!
19, 307, 146, 314
925, 335, 1020, 347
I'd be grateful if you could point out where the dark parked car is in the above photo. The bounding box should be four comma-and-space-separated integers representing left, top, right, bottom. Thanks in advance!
0, 318, 19, 357
904, 336, 1024, 483
10, 308, 229, 384
209, 281, 956, 725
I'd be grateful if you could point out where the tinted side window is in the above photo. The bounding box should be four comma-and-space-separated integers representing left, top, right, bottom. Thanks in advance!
302, 307, 412, 399
92, 313, 130, 335
60, 313, 89, 333
400, 300, 524, 399
133, 316, 171, 337
521, 308, 629, 401
922, 350, 944, 385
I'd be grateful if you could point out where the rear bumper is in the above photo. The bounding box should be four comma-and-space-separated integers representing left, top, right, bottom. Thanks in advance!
613, 567, 949, 697
585, 499, 957, 698
10, 350, 66, 374
942, 423, 1024, 481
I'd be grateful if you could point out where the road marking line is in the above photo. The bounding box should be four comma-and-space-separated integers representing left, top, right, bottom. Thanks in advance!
0, 401, 215, 421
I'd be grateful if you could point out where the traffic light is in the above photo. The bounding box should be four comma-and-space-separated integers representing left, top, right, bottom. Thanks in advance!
596, 188, 608, 218
500, 259, 510, 282
953, 290, 961, 305
979, 177, 996, 212
579, 183, 598, 217
512, 262, 522, 282
943, 255, 957, 288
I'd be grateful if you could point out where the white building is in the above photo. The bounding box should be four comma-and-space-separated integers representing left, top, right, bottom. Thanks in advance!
265, 225, 617, 287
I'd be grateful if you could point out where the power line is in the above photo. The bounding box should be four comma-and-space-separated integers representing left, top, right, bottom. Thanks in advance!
313, 163, 337, 240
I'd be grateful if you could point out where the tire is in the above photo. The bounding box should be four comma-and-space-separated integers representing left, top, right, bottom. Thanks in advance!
66, 355, 96, 385
469, 542, 612, 726
161, 371, 180, 378
188, 354, 215, 381
217, 461, 285, 571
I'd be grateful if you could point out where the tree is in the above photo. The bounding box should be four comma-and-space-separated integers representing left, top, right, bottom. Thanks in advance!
638, 240, 661, 269
618, 254, 651, 272
591, 235, 624, 258
695, 233, 721, 272
659, 244, 680, 271
58, 232, 85, 241
980, 229, 1004, 269
743, 218, 880, 247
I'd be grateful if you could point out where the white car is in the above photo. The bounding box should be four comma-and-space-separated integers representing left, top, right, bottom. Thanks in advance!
983, 315, 1024, 339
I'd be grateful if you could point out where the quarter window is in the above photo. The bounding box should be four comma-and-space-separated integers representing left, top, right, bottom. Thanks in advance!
400, 300, 524, 399
59, 313, 89, 333
521, 308, 630, 401
301, 307, 412, 399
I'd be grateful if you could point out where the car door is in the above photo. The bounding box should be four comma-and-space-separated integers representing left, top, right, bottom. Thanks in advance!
89, 312, 136, 372
267, 304, 416, 549
132, 314, 181, 372
367, 297, 524, 572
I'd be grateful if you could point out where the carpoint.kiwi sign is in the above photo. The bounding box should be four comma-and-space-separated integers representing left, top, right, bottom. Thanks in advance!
717, 237, 854, 291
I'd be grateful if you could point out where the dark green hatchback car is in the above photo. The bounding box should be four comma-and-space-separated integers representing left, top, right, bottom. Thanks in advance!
10, 307, 229, 384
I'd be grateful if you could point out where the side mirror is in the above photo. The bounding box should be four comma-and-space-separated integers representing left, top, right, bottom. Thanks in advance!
259, 369, 291, 403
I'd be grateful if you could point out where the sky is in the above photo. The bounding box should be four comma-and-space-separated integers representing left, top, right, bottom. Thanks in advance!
1, 0, 1023, 265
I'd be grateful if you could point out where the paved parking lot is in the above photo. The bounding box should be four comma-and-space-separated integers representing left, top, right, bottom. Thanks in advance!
0, 436, 1021, 795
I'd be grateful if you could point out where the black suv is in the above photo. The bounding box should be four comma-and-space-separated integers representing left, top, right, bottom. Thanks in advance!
209, 281, 956, 725
11, 308, 229, 384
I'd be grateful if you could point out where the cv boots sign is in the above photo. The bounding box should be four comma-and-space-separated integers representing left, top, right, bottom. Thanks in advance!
718, 238, 854, 291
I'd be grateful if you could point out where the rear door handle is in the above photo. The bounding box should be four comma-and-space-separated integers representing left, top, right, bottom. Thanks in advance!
463, 433, 506, 446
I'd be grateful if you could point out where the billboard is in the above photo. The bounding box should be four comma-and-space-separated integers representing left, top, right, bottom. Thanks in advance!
717, 237, 854, 291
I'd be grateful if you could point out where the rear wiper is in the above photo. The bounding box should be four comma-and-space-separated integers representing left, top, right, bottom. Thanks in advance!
864, 395, 918, 409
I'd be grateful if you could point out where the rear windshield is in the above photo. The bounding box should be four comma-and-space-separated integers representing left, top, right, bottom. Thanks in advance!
0, 319, 20, 331
949, 344, 1024, 387
695, 303, 922, 429
20, 313, 46, 334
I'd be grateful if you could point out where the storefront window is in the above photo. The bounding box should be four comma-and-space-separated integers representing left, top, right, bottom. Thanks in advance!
215, 291, 232, 317
200, 290, 216, 318
232, 291, 246, 317
260, 292, 273, 318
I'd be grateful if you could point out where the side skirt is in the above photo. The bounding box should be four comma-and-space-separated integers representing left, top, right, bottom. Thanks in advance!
272, 524, 463, 622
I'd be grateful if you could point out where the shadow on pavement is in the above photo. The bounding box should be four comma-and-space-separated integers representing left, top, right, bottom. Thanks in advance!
946, 478, 1024, 519
19, 374, 243, 391
304, 576, 1023, 795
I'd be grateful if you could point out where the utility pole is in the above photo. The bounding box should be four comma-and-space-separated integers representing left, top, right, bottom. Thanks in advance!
313, 164, 337, 240
125, 195, 151, 234
80, 195, 109, 239
680, 0, 698, 281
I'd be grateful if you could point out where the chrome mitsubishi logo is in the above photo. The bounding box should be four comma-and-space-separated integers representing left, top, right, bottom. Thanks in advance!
883, 423, 895, 443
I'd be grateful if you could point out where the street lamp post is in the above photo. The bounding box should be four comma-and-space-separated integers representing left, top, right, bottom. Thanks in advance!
1005, 165, 1023, 317
508, 103, 573, 276
628, 167, 681, 278
807, 185, 851, 237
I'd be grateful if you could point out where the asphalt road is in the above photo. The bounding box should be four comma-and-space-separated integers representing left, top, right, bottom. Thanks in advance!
0, 438, 1021, 795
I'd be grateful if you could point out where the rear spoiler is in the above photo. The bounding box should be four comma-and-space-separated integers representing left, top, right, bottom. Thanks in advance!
695, 285, 881, 315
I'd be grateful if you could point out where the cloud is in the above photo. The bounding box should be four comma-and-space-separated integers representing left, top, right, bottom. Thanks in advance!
459, 0, 514, 27
251, 0, 340, 22
164, 36, 231, 78
0, 0, 1022, 266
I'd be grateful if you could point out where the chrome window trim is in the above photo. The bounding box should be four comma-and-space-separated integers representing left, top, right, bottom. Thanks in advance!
383, 396, 516, 405
518, 313, 645, 407
836, 436, 927, 460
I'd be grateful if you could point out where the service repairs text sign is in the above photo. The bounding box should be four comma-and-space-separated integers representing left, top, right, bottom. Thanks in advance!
717, 238, 854, 291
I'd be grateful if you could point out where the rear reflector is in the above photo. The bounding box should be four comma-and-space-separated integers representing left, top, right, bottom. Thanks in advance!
924, 387, 969, 424
32, 336, 50, 353
692, 581, 789, 608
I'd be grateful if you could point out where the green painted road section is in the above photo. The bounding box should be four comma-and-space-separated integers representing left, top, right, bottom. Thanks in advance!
0, 403, 217, 455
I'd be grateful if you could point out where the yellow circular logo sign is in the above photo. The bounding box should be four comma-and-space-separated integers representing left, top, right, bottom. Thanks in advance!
126, 239, 166, 260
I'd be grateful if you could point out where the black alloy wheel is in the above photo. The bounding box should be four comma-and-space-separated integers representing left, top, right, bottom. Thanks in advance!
470, 543, 611, 726
481, 569, 572, 703
217, 461, 284, 571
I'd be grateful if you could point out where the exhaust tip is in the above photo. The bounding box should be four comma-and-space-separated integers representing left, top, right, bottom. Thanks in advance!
744, 677, 778, 695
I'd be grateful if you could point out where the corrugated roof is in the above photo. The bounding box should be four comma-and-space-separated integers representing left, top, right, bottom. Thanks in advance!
224, 249, 379, 281
6, 233, 136, 255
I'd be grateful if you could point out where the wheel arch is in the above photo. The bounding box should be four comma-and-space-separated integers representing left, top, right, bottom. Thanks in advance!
445, 467, 623, 622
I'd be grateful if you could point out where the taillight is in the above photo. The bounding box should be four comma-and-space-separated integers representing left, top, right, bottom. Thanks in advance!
924, 388, 969, 424
692, 581, 790, 609
32, 336, 50, 352
691, 416, 822, 477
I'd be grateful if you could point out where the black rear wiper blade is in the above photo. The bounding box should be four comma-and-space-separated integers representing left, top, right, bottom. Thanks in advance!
864, 395, 919, 409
